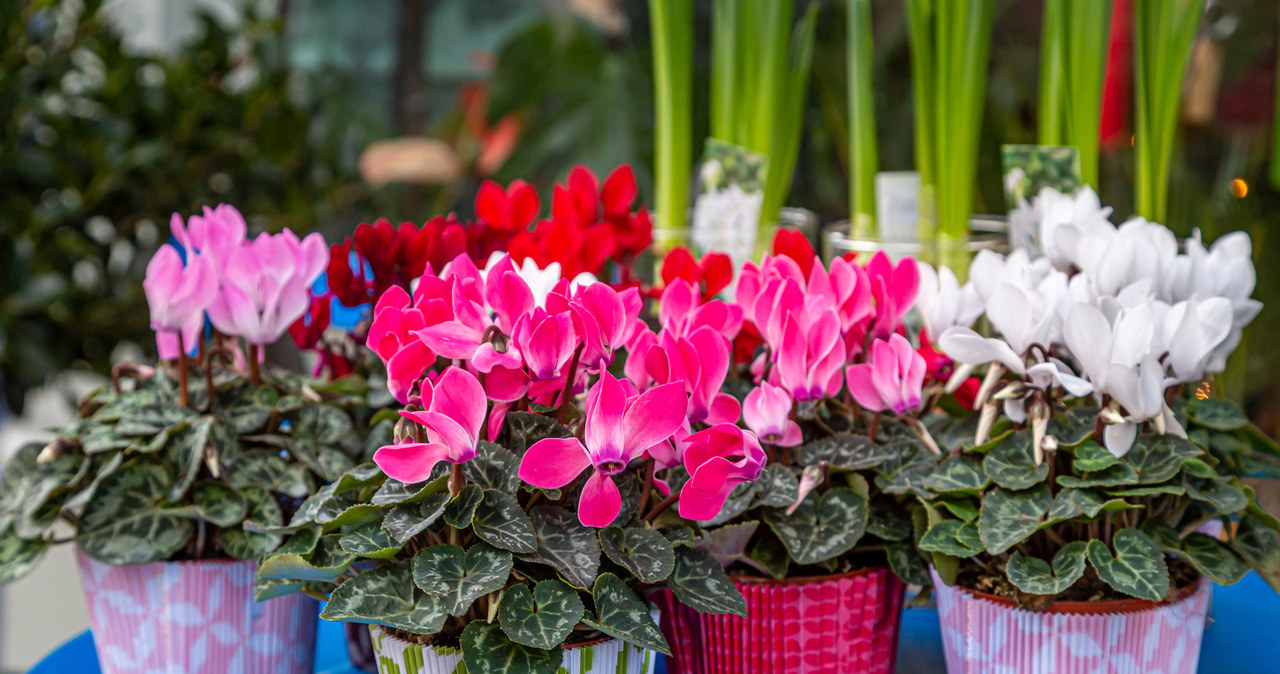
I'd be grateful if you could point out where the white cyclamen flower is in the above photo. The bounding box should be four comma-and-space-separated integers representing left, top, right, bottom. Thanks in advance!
915, 261, 983, 339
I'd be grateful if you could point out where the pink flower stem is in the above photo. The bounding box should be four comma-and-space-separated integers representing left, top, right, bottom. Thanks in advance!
778, 443, 791, 466
637, 459, 655, 516
177, 331, 189, 408
450, 463, 464, 498
555, 343, 586, 423
248, 344, 263, 385
642, 492, 679, 523
868, 411, 881, 441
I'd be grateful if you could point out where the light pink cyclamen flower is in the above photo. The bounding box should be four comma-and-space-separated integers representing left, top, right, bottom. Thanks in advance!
865, 251, 920, 341
374, 367, 487, 483
643, 325, 740, 425
519, 372, 687, 527
679, 424, 767, 521
743, 381, 802, 447
774, 309, 846, 403
143, 243, 218, 359
206, 229, 327, 345
845, 334, 926, 415
170, 204, 247, 260
657, 279, 743, 342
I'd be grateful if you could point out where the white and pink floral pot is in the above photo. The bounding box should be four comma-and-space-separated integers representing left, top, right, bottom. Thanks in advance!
932, 568, 1211, 674
75, 550, 318, 674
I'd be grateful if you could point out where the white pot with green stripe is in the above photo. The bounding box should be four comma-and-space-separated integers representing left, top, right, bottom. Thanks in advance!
368, 626, 658, 674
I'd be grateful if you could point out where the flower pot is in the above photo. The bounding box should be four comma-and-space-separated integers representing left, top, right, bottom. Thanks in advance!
932, 568, 1212, 674
367, 625, 659, 674
345, 621, 378, 673
75, 550, 318, 674
652, 567, 905, 674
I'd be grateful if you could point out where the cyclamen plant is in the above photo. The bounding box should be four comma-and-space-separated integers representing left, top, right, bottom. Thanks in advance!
257, 249, 764, 673
918, 186, 1280, 606
0, 205, 381, 581
627, 232, 944, 587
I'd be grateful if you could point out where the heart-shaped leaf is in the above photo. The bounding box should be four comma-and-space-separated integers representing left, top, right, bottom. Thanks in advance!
76, 459, 193, 565
924, 455, 990, 493
934, 496, 980, 522
499, 412, 573, 457
886, 537, 930, 586
753, 464, 800, 507
443, 484, 485, 529
1186, 477, 1247, 515
461, 620, 560, 674
667, 547, 747, 617
873, 439, 935, 497
339, 521, 402, 559
191, 481, 246, 527
370, 472, 450, 506
661, 526, 696, 548
497, 580, 584, 649
978, 485, 1052, 555
1006, 542, 1087, 595
473, 489, 537, 553
116, 404, 198, 437
225, 450, 312, 499
599, 525, 675, 583
1186, 398, 1248, 431
293, 404, 353, 444
1086, 529, 1170, 601
1176, 533, 1247, 585
414, 543, 512, 616
222, 385, 278, 433
764, 487, 867, 565
984, 431, 1049, 490
1232, 516, 1280, 593
383, 492, 450, 544
1057, 462, 1139, 488
518, 505, 600, 590
258, 535, 353, 582
1052, 407, 1099, 446
796, 432, 896, 470
1043, 488, 1131, 527
1125, 434, 1201, 484
0, 527, 49, 584
321, 560, 448, 633
867, 496, 913, 541
217, 484, 282, 559
1069, 441, 1121, 472
701, 521, 760, 570
464, 441, 522, 494
919, 520, 983, 557
581, 572, 671, 654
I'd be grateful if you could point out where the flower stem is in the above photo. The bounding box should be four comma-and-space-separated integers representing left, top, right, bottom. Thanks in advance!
555, 343, 586, 423
643, 493, 679, 523
450, 463, 464, 498
868, 411, 881, 441
248, 343, 263, 385
177, 332, 189, 408
637, 459, 655, 516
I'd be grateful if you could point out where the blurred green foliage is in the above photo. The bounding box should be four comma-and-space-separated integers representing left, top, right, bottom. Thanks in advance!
0, 0, 370, 412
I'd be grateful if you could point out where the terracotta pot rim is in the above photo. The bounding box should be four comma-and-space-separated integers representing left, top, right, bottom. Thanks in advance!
373, 624, 615, 651
728, 565, 890, 586
956, 576, 1204, 615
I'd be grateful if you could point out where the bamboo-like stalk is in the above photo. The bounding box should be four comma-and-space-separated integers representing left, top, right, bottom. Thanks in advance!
649, 0, 693, 241
847, 0, 878, 238
1038, 0, 1066, 146
1133, 0, 1204, 224
759, 3, 817, 243
906, 0, 936, 240
1040, 0, 1112, 188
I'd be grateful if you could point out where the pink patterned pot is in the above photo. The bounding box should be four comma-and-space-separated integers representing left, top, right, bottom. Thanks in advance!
653, 567, 904, 674
932, 568, 1211, 674
75, 550, 319, 674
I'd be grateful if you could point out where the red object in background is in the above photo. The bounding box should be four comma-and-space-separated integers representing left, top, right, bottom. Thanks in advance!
918, 332, 980, 410
771, 228, 818, 277
660, 247, 733, 302
476, 179, 540, 232
1099, 0, 1133, 148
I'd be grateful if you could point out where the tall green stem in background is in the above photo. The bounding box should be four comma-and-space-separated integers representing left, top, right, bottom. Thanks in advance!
649, 0, 693, 240
1039, 0, 1112, 188
847, 0, 878, 238
909, 0, 993, 264
906, 0, 936, 241
710, 0, 818, 238
1134, 0, 1203, 224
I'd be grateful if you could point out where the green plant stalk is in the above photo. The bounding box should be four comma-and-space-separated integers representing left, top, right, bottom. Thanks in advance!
1066, 0, 1112, 188
759, 2, 818, 247
906, 0, 936, 240
847, 0, 878, 238
1038, 0, 1066, 146
711, 0, 738, 141
649, 0, 693, 239
1134, 0, 1203, 224
935, 0, 994, 253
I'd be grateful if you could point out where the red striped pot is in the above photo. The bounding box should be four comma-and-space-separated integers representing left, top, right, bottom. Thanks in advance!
653, 567, 904, 674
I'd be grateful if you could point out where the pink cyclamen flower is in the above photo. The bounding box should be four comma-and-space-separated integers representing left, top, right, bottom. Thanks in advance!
206, 229, 327, 344
865, 251, 920, 341
170, 204, 247, 260
366, 286, 440, 404
743, 381, 802, 447
845, 334, 926, 415
644, 326, 740, 425
679, 424, 767, 521
519, 372, 687, 527
143, 243, 218, 359
374, 367, 486, 483
774, 309, 846, 403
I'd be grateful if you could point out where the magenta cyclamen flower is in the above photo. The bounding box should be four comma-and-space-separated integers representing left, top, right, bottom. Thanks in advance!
374, 367, 486, 483
519, 372, 687, 527
679, 424, 767, 521
845, 334, 926, 415
366, 286, 440, 404
865, 251, 920, 341
143, 243, 218, 359
743, 381, 802, 447
206, 229, 327, 344
643, 326, 740, 425
774, 309, 846, 403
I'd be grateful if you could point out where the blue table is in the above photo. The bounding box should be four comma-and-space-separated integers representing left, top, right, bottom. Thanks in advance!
33, 573, 1279, 673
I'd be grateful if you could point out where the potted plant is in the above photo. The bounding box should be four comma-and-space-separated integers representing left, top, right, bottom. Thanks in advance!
917, 187, 1278, 673
642, 232, 940, 673
256, 248, 765, 674
0, 205, 384, 674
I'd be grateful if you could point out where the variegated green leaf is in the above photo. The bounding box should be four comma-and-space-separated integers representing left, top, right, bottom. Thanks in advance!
978, 485, 1052, 555
115, 403, 198, 437
1125, 434, 1201, 484
370, 472, 450, 506
1176, 533, 1246, 585
413, 543, 512, 616
796, 432, 896, 470
191, 480, 246, 527
497, 580, 584, 649
165, 416, 214, 501
1006, 542, 1087, 595
1057, 462, 1139, 488
217, 484, 282, 559
339, 521, 401, 559
76, 459, 193, 565
461, 620, 560, 674
924, 455, 990, 493
499, 412, 572, 457
1185, 398, 1248, 431
886, 537, 930, 586
873, 439, 935, 498
919, 520, 983, 557
464, 441, 522, 494
225, 449, 313, 499
984, 431, 1049, 490
0, 526, 49, 584
1086, 529, 1170, 601
518, 505, 600, 590
1185, 477, 1247, 515
667, 547, 746, 618
599, 524, 676, 583
1232, 516, 1280, 593
293, 404, 352, 444
581, 572, 671, 654
763, 488, 867, 565
321, 560, 447, 633
1068, 441, 1121, 472
473, 490, 537, 553
258, 535, 353, 582
383, 492, 450, 544
867, 496, 913, 541
753, 464, 800, 507
443, 484, 485, 529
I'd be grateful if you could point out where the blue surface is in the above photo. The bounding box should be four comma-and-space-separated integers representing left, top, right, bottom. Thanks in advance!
32, 573, 1279, 673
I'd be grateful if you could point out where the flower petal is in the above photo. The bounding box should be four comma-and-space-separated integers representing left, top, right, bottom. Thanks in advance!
519, 437, 591, 489
374, 443, 452, 483
579, 471, 622, 528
